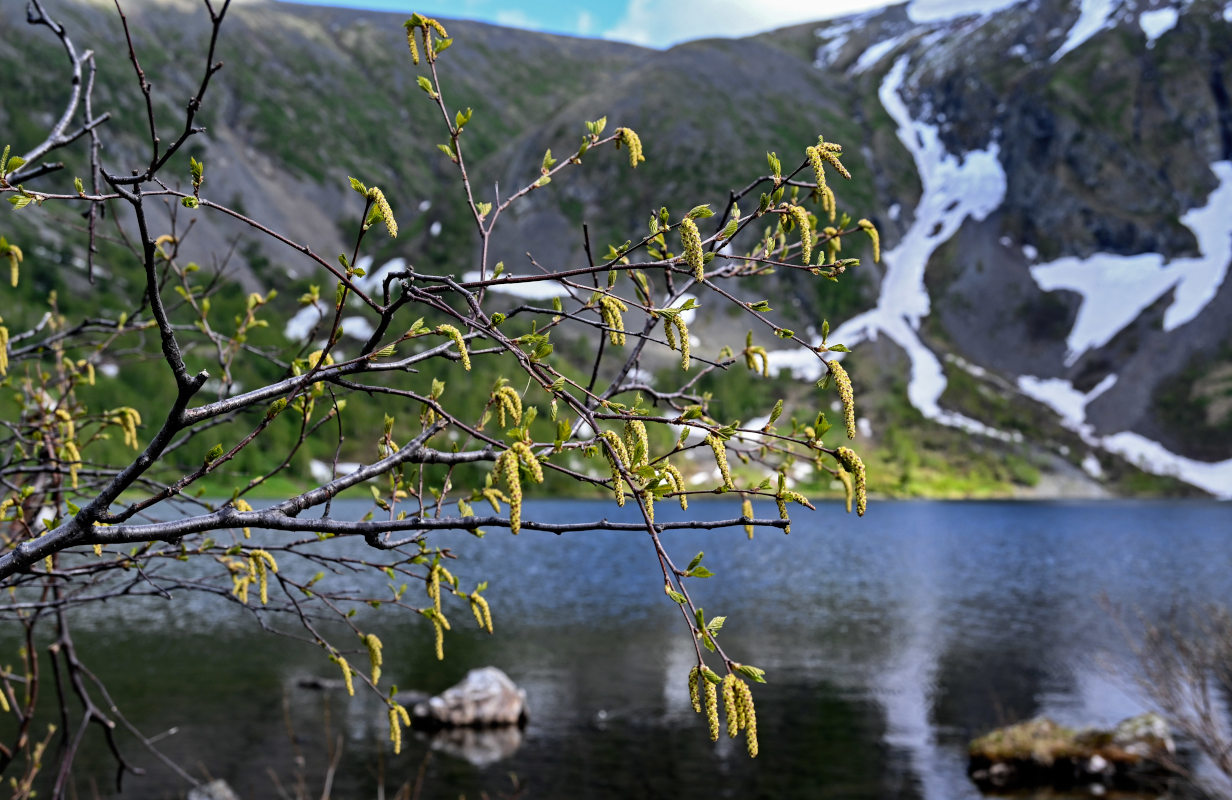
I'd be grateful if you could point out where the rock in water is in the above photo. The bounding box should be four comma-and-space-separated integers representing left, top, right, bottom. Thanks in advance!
188, 780, 240, 800
968, 713, 1176, 793
411, 666, 527, 729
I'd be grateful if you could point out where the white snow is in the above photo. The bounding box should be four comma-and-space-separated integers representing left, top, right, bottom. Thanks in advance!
1022, 243, 1038, 261
1081, 452, 1103, 478
888, 203, 901, 221
418, 199, 431, 212
852, 34, 908, 73
769, 55, 1012, 443
461, 271, 572, 300
666, 292, 699, 325
99, 362, 119, 378
1101, 432, 1232, 499
1031, 161, 1232, 364
339, 315, 376, 341
1016, 373, 1116, 434
309, 459, 363, 484
1139, 7, 1178, 46
907, 0, 1023, 23
429, 221, 442, 237
1225, 3, 1232, 22
1051, 0, 1118, 62
284, 304, 325, 341
814, 21, 856, 69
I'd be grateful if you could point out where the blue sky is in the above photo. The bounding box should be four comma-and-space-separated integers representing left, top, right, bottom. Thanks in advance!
277, 0, 897, 48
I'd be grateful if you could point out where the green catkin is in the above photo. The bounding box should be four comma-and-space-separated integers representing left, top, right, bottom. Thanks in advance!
858, 218, 880, 262
836, 446, 867, 517
723, 674, 739, 738
821, 184, 837, 223
495, 385, 522, 427
688, 667, 702, 713
624, 419, 649, 468
828, 359, 856, 439
742, 498, 754, 540
497, 449, 523, 533
433, 618, 445, 660
616, 127, 645, 167
663, 463, 688, 510
511, 441, 544, 483
705, 678, 720, 741
818, 143, 851, 179
363, 633, 384, 685
736, 679, 759, 757
705, 434, 734, 490
599, 295, 628, 346
429, 563, 442, 614
389, 707, 403, 754
368, 187, 398, 237
436, 324, 471, 370
670, 314, 691, 370
404, 21, 420, 63
785, 204, 813, 264
776, 494, 790, 533
806, 145, 826, 194
0, 324, 8, 375
337, 655, 354, 696
680, 217, 705, 282
838, 467, 855, 514
599, 431, 630, 506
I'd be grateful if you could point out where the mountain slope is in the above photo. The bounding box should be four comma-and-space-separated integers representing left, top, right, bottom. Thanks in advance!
2, 0, 1230, 497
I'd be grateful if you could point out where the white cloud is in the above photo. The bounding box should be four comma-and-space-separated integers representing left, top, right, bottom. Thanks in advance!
492, 8, 539, 30
602, 0, 895, 48
576, 10, 595, 35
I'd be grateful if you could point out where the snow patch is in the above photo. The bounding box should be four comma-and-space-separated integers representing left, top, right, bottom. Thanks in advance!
461, 271, 571, 300
418, 199, 431, 212
1102, 432, 1232, 499
1022, 243, 1038, 261
907, 0, 1024, 23
1030, 161, 1232, 365
340, 316, 376, 341
852, 34, 908, 74
1225, 3, 1232, 22
429, 221, 442, 237
284, 304, 325, 342
1051, 0, 1118, 62
1081, 452, 1103, 478
309, 459, 363, 484
770, 55, 1011, 443
1138, 7, 1178, 46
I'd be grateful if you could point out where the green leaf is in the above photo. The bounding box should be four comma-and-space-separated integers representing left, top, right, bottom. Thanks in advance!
686, 204, 713, 220
687, 551, 704, 571
9, 195, 33, 210
204, 443, 224, 464
687, 565, 714, 579
454, 107, 473, 128
828, 343, 850, 353
434, 36, 453, 54
437, 143, 455, 159
749, 300, 771, 312
416, 76, 435, 95
735, 663, 767, 684
348, 176, 367, 195
73, 177, 84, 194
535, 175, 551, 187
706, 615, 726, 634
768, 399, 783, 426
821, 319, 830, 342
541, 149, 556, 173
4, 156, 25, 173
181, 196, 199, 208
774, 328, 794, 338
667, 588, 686, 604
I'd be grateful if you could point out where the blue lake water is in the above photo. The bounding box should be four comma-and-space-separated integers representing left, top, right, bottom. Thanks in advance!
21, 499, 1232, 798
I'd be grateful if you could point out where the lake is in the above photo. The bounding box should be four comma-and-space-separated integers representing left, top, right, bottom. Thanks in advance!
24, 499, 1232, 798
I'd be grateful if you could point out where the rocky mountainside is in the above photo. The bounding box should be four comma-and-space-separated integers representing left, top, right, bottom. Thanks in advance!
2, 0, 1230, 497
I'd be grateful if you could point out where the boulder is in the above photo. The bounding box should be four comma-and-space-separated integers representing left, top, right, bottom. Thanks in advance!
410, 667, 527, 729
188, 780, 240, 800
968, 713, 1176, 793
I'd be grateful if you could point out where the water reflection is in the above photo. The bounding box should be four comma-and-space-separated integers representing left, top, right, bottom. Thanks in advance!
3, 500, 1229, 798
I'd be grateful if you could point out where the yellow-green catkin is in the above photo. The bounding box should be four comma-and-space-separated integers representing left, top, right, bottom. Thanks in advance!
234, 497, 254, 539
497, 449, 523, 533
858, 218, 880, 262
616, 127, 644, 167
821, 184, 837, 223
705, 434, 734, 490
511, 441, 544, 484
389, 707, 403, 754
337, 655, 355, 696
735, 679, 759, 757
838, 467, 855, 514
368, 187, 398, 237
433, 617, 445, 660
662, 312, 691, 370
704, 678, 720, 741
785, 204, 813, 264
428, 563, 442, 614
599, 430, 630, 506
404, 21, 420, 63
680, 217, 705, 282
436, 324, 471, 370
624, 419, 649, 468
3, 242, 22, 288
495, 385, 522, 427
0, 323, 8, 375
688, 666, 701, 713
60, 441, 81, 489
836, 446, 867, 517
741, 497, 754, 540
722, 674, 739, 738
599, 295, 628, 346
817, 138, 851, 179
806, 145, 826, 194
663, 463, 688, 510
828, 359, 856, 440
363, 632, 383, 685
470, 593, 493, 633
